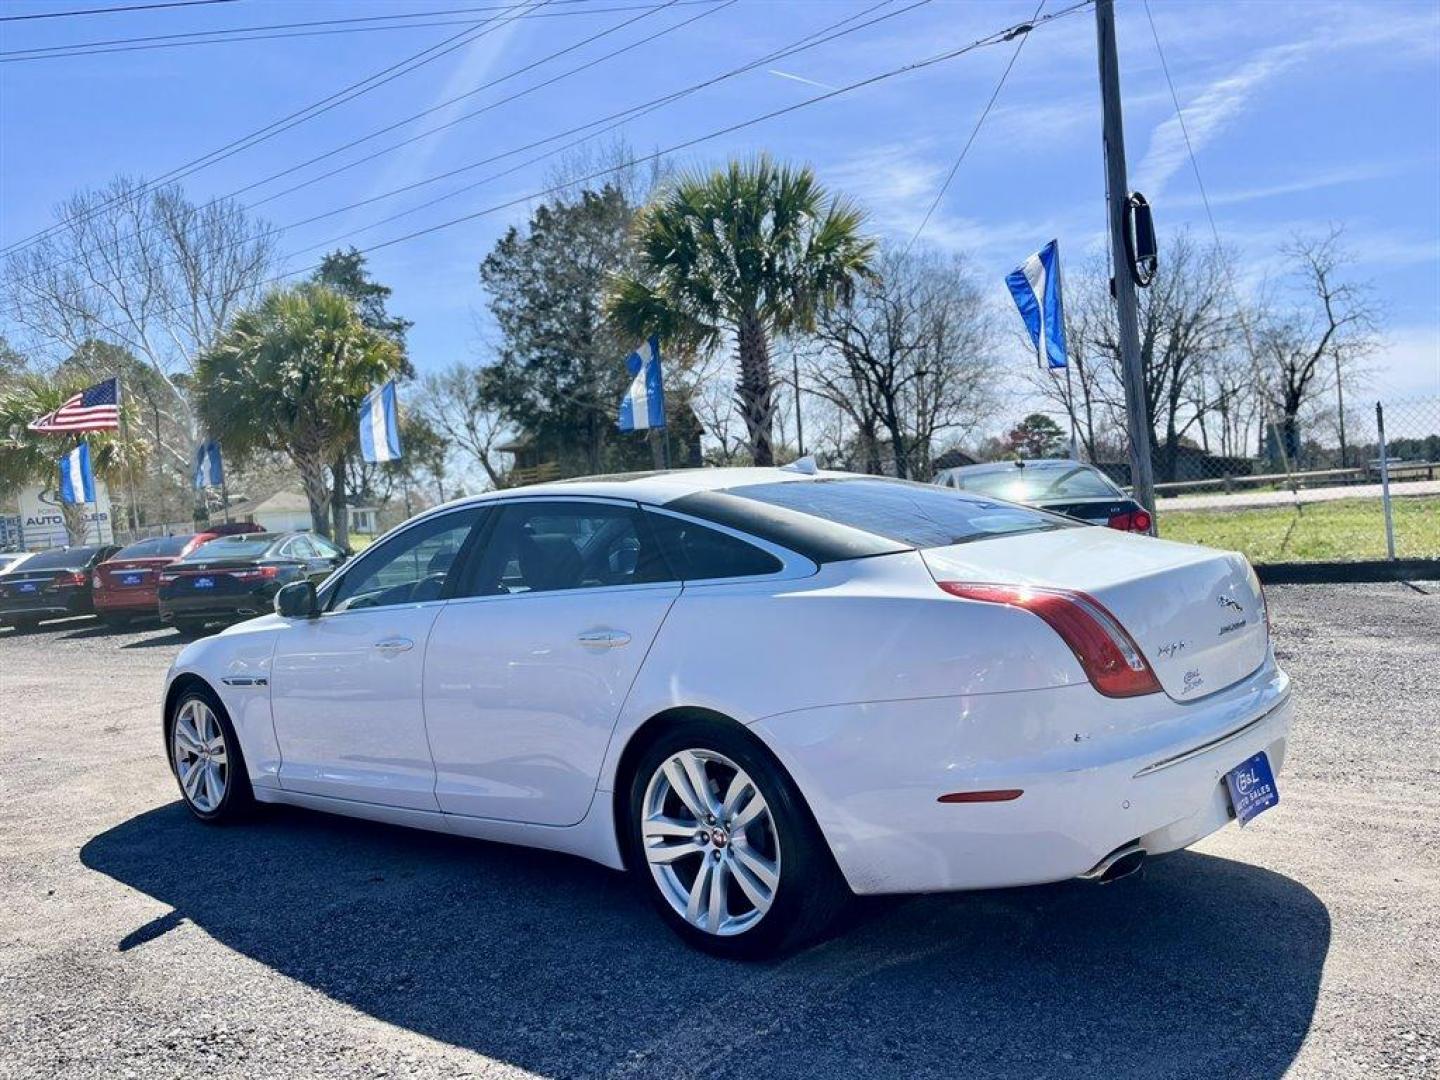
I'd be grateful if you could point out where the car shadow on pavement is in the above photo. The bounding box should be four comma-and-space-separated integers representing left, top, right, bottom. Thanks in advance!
83, 803, 1329, 1080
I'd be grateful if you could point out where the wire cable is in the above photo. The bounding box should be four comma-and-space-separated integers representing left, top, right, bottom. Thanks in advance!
0, 0, 553, 258
0, 1, 719, 62
1140, 0, 1299, 493
0, 0, 240, 21
902, 0, 1047, 254
7, 0, 1092, 342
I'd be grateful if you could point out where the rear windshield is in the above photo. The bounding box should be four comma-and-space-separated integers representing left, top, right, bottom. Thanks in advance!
178, 535, 278, 561
114, 535, 195, 559
720, 478, 1074, 549
953, 464, 1120, 501
20, 546, 104, 570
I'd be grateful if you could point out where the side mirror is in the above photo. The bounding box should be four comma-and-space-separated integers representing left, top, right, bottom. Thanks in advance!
275, 580, 319, 619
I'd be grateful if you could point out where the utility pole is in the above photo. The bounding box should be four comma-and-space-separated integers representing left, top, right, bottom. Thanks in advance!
792, 353, 805, 456
1095, 0, 1156, 517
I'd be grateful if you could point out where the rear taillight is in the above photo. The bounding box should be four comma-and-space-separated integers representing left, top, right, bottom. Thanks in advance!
1107, 509, 1152, 533
92, 573, 103, 589
231, 566, 278, 581
65, 571, 87, 587
937, 581, 1162, 698
1246, 561, 1270, 638
159, 572, 178, 585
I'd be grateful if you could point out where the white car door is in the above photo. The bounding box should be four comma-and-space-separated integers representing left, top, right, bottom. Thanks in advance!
423, 498, 680, 826
269, 507, 486, 811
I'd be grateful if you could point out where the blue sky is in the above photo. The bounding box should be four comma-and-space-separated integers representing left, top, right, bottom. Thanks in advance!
2, 0, 1437, 411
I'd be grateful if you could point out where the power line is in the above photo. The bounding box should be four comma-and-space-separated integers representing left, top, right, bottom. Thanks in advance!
903, 0, 1046, 254
0, 0, 554, 258
3, 0, 703, 284
0, 0, 240, 21
7, 0, 915, 292
0, 0, 716, 62
1140, 0, 1299, 490
9, 0, 1092, 344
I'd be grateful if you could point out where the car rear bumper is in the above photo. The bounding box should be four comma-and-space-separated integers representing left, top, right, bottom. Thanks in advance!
159, 589, 274, 623
95, 588, 160, 614
751, 657, 1291, 895
0, 593, 89, 620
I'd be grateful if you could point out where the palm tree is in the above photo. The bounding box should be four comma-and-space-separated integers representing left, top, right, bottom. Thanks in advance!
195, 285, 404, 537
608, 156, 875, 466
0, 374, 145, 542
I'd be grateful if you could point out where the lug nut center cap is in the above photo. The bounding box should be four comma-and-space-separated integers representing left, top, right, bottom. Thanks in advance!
709, 827, 729, 848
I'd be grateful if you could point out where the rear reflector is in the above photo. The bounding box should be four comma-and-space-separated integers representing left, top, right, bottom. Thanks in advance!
937, 581, 1162, 698
937, 789, 1024, 804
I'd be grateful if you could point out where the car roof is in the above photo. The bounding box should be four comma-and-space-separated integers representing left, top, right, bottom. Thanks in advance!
941, 459, 1090, 476
420, 465, 861, 516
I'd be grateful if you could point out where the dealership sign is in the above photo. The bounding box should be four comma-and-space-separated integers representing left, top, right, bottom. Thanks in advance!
16, 481, 113, 548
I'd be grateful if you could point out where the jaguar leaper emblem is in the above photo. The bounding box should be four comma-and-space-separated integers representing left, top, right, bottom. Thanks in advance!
1217, 594, 1243, 613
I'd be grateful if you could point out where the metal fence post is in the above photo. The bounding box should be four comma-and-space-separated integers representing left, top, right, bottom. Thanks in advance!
1376, 401, 1396, 561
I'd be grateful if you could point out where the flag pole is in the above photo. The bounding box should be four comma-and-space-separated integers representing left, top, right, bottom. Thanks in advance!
1064, 362, 1079, 460
115, 373, 142, 538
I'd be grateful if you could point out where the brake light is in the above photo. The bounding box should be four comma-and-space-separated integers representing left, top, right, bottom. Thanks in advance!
1107, 509, 1152, 533
64, 571, 87, 587
159, 572, 178, 584
92, 573, 103, 589
937, 581, 1162, 698
231, 566, 279, 581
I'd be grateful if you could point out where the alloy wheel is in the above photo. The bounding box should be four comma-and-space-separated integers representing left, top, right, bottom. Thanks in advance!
641, 748, 781, 937
172, 698, 228, 814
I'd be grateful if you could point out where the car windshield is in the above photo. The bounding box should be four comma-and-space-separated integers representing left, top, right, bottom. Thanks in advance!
19, 546, 102, 570
177, 535, 278, 562
114, 535, 195, 559
721, 478, 1074, 549
953, 464, 1120, 501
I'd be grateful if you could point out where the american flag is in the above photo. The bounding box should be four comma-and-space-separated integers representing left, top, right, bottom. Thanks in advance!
27, 377, 121, 433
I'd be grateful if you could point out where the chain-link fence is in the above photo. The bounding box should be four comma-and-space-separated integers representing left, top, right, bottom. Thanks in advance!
1149, 396, 1439, 563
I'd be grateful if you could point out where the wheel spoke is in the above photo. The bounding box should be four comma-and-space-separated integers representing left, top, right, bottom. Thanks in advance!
686, 859, 713, 925
203, 763, 222, 808
175, 716, 202, 754
729, 852, 774, 912
721, 772, 754, 819
663, 756, 711, 821
707, 858, 730, 931
731, 844, 779, 892
646, 841, 699, 865
644, 815, 698, 840
180, 759, 203, 800
730, 788, 766, 831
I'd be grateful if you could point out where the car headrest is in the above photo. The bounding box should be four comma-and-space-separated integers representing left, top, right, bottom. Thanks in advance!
517, 533, 583, 592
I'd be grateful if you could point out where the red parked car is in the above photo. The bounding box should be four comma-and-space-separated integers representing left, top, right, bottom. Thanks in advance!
93, 534, 199, 626
190, 521, 265, 545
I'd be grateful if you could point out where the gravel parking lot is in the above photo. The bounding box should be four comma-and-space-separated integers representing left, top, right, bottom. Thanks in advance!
1, 584, 1436, 1079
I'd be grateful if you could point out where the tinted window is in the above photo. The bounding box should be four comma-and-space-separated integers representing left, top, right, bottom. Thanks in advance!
645, 512, 782, 580
465, 502, 672, 596
21, 546, 105, 570
312, 536, 343, 558
285, 536, 319, 559
329, 509, 483, 612
178, 535, 279, 561
114, 535, 195, 559
952, 464, 1120, 501
721, 478, 1074, 549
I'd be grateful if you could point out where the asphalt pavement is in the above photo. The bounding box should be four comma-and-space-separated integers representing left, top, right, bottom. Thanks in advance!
1, 584, 1436, 1079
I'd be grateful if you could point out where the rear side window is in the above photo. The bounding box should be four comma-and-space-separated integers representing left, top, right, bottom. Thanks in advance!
114, 535, 194, 559
644, 512, 782, 581
18, 546, 103, 570
720, 478, 1074, 549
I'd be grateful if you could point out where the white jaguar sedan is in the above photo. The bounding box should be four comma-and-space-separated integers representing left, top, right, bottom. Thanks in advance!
162, 466, 1289, 957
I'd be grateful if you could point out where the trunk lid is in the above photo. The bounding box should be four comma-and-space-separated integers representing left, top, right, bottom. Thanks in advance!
1, 569, 79, 597
921, 527, 1268, 702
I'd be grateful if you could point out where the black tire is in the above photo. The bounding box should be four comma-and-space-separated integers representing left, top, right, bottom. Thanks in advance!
101, 614, 132, 629
166, 684, 254, 824
172, 618, 208, 637
625, 717, 850, 960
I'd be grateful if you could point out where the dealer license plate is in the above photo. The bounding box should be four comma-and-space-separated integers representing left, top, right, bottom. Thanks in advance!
194, 577, 214, 589
19, 582, 37, 593
121, 573, 143, 586
1225, 752, 1278, 827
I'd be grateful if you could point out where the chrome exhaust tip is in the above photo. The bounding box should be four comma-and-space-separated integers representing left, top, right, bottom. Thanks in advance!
1080, 842, 1147, 884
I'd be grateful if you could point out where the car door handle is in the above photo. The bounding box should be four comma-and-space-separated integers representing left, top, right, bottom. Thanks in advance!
577, 629, 631, 648
373, 637, 414, 654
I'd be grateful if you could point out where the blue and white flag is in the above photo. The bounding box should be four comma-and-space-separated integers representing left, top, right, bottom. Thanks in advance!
59, 442, 95, 505
359, 379, 403, 464
617, 336, 665, 431
193, 440, 224, 490
1005, 239, 1068, 370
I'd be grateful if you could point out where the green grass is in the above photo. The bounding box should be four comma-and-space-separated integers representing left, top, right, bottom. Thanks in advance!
1160, 496, 1440, 563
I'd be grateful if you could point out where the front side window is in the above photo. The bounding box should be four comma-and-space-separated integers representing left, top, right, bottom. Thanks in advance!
464, 502, 672, 596
328, 509, 484, 612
